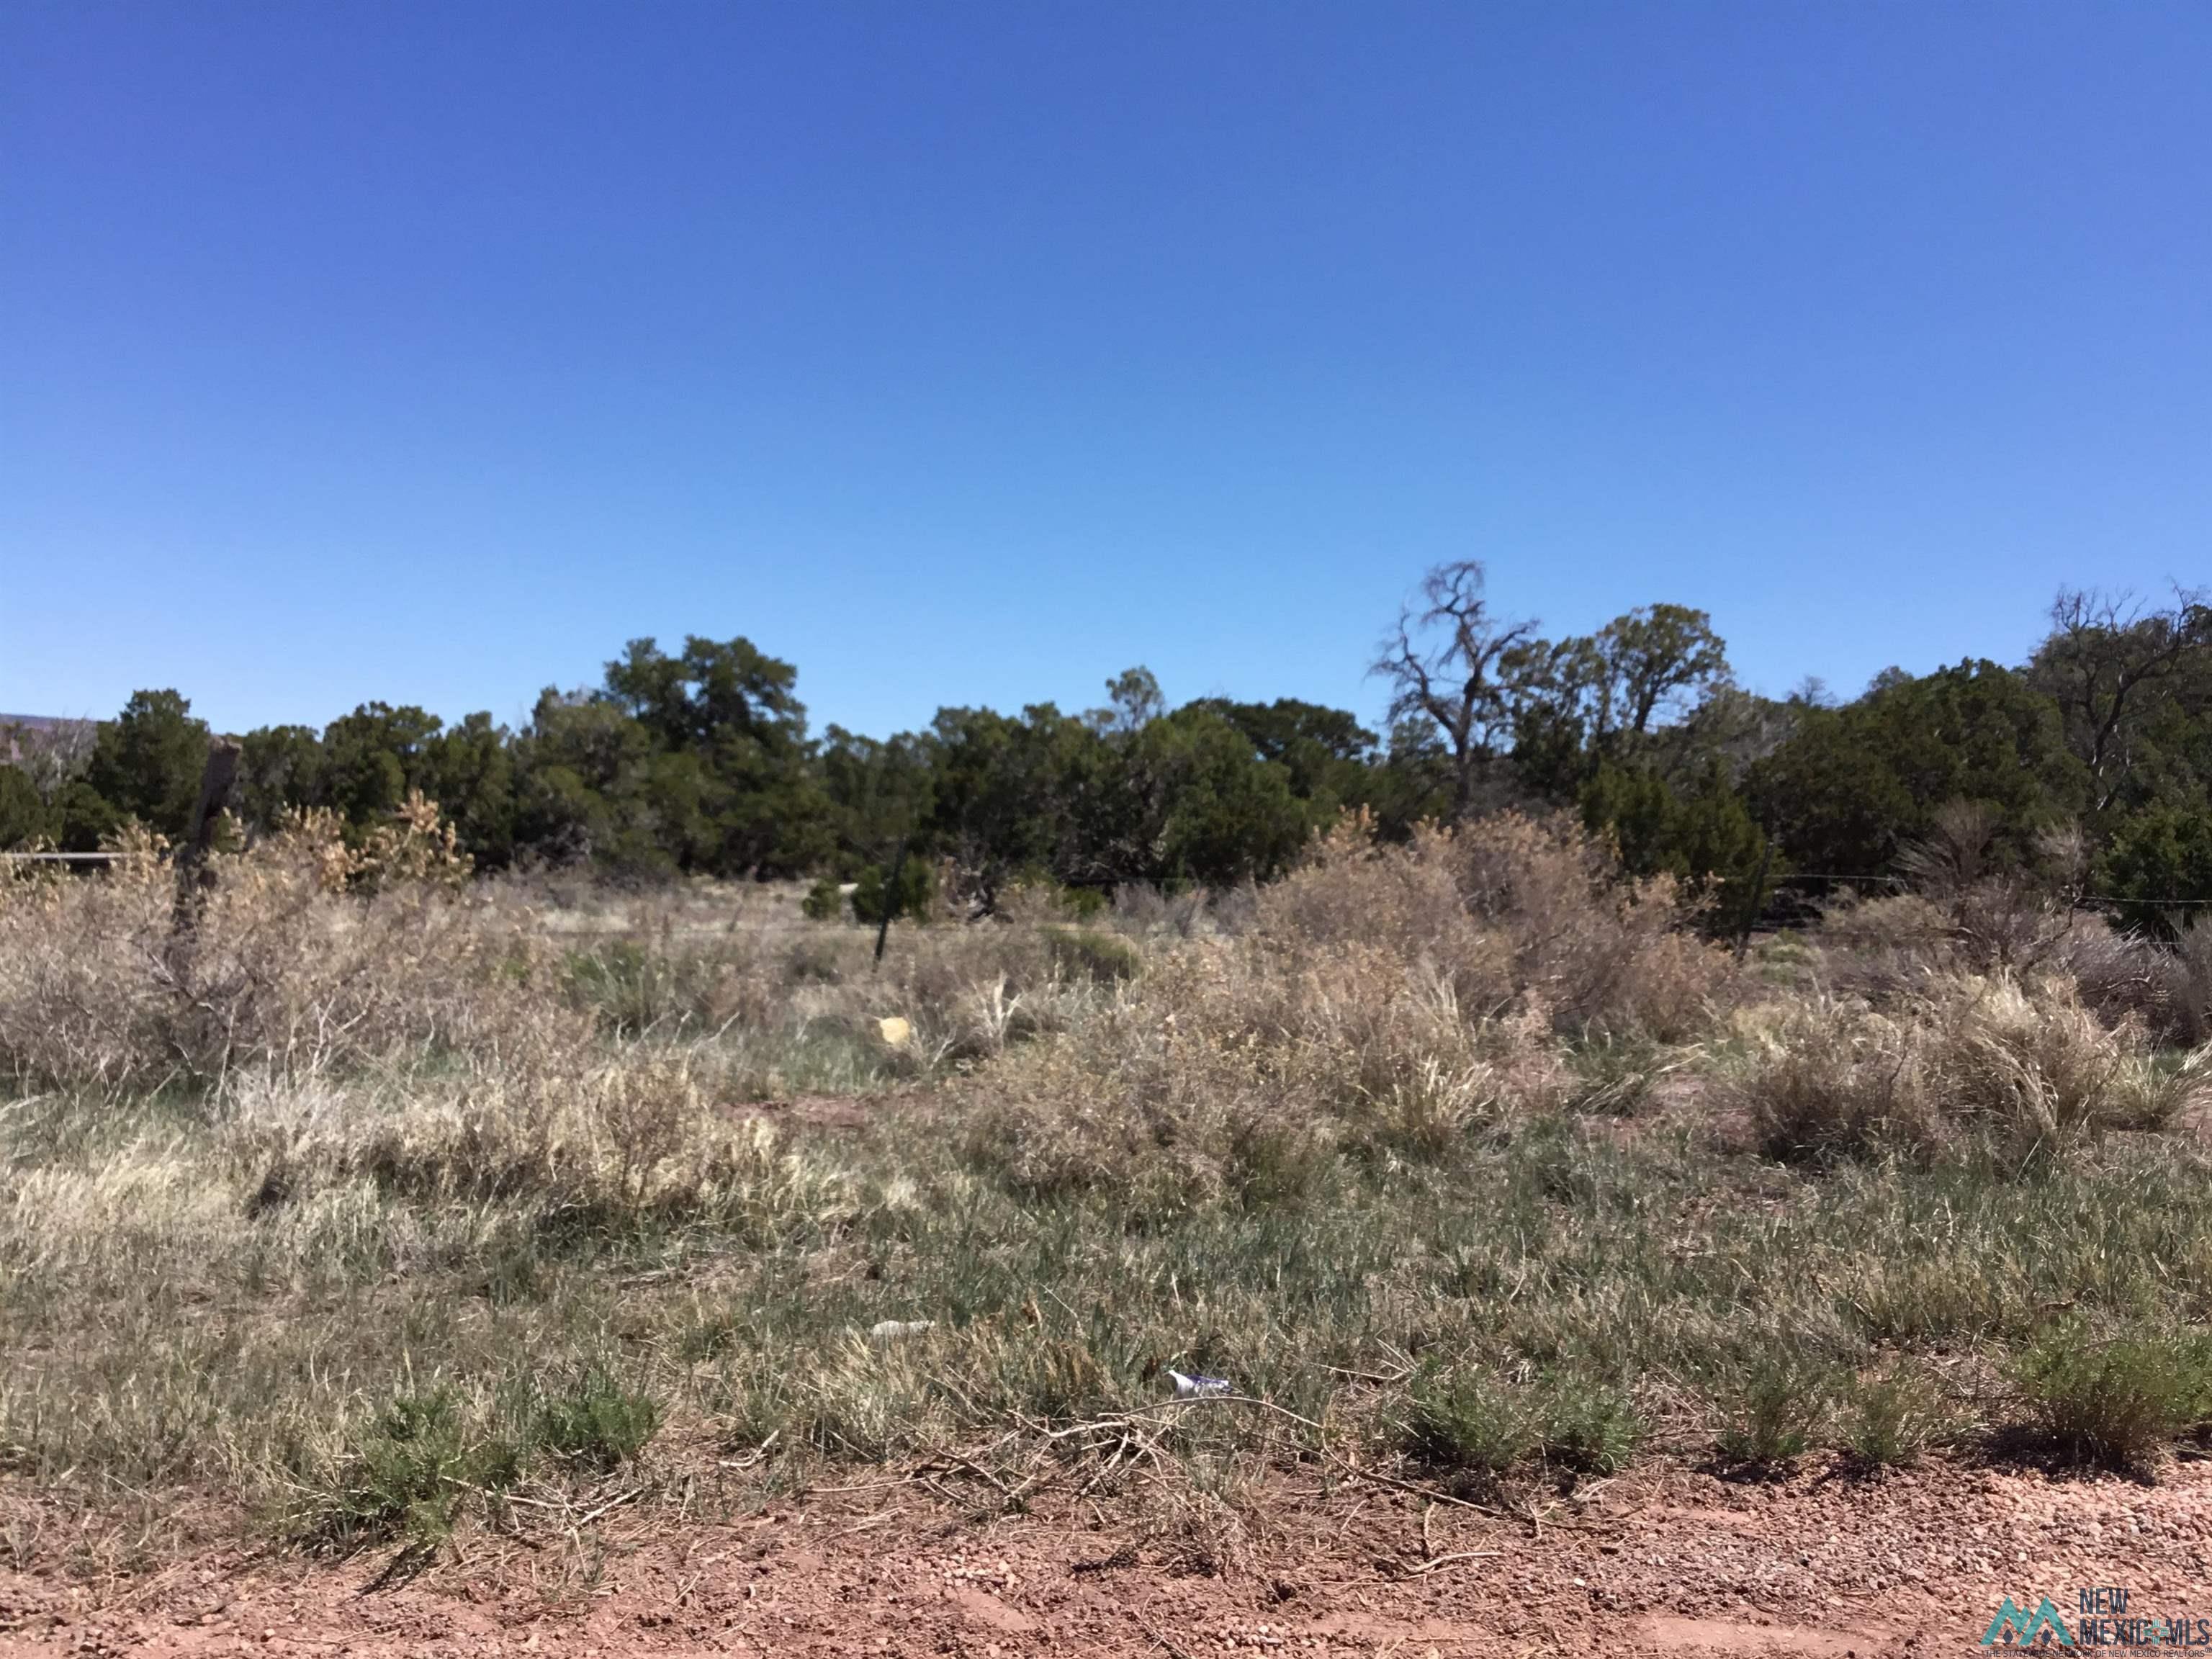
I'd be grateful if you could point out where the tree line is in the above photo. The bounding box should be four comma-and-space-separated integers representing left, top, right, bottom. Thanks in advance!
5, 567, 2208, 930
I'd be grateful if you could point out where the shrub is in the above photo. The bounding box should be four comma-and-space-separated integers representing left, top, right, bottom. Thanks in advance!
1532, 1375, 1641, 1475
1455, 812, 1731, 1040
1110, 882, 1210, 939
1046, 927, 1143, 984
1842, 1364, 1946, 1468
226, 1058, 850, 1236
2100, 803, 2212, 940
1816, 860, 2211, 1044
2011, 1326, 2212, 1470
801, 876, 846, 922
851, 859, 933, 927
1722, 974, 2203, 1164
565, 940, 688, 1036
2162, 921, 2212, 1048
1398, 1367, 1637, 1482
1401, 1367, 1532, 1479
531, 1369, 660, 1470
1809, 892, 1956, 1005
1714, 1352, 1830, 1468
312, 1390, 525, 1550
0, 763, 48, 850
2054, 917, 2175, 1038
1059, 884, 1110, 920
0, 809, 552, 1095
1259, 814, 1731, 1041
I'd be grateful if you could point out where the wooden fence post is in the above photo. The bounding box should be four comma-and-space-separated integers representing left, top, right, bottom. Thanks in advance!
873, 837, 910, 969
1734, 841, 1775, 962
171, 737, 242, 938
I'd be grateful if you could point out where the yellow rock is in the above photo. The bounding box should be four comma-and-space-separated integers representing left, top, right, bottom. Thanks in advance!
878, 1016, 913, 1048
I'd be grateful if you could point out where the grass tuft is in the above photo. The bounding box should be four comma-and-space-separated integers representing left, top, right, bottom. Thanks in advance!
1841, 1364, 1947, 1469
531, 1369, 660, 1470
309, 1390, 526, 1552
2009, 1327, 2212, 1470
1713, 1352, 1830, 1470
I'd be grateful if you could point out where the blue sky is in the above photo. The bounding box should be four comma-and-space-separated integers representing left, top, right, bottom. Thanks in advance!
4, 3, 2208, 739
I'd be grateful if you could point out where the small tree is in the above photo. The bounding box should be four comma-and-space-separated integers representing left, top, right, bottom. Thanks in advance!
1747, 660, 2088, 881
850, 858, 933, 927
76, 689, 211, 845
0, 764, 48, 850
1087, 667, 1166, 740
1585, 605, 1732, 745
801, 876, 847, 922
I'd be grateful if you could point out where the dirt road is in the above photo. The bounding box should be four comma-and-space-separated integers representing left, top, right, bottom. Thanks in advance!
1, 1456, 2203, 1657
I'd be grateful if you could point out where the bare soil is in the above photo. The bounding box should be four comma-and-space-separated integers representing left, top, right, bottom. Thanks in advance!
2, 1455, 2205, 1658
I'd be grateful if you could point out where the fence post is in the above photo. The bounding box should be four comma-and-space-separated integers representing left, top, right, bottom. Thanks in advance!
171, 737, 242, 938
1734, 840, 1774, 961
873, 836, 909, 969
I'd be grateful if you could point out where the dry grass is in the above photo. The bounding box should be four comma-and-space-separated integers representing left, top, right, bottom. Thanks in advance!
1720, 973, 2205, 1164
1808, 882, 2212, 1048
2, 806, 2211, 1575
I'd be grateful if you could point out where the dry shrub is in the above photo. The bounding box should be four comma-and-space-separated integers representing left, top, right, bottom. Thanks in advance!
1259, 813, 1730, 1040
1891, 804, 2087, 975
0, 807, 562, 1097
0, 806, 1118, 1106
1108, 881, 1214, 940
2049, 918, 2172, 1035
1454, 813, 1726, 1038
1725, 973, 2204, 1163
1816, 885, 2212, 1047
2158, 922, 2212, 1049
0, 829, 184, 1096
887, 925, 1112, 1059
965, 957, 1334, 1210
1810, 893, 1958, 1004
583, 909, 1115, 1064
963, 811, 1725, 1202
1253, 821, 1498, 997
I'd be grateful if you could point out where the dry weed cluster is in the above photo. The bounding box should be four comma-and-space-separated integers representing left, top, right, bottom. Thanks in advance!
970, 814, 1730, 1203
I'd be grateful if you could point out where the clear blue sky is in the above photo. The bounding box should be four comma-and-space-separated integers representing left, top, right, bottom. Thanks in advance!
4, 3, 2208, 739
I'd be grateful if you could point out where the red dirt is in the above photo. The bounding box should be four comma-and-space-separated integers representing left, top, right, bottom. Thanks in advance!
2, 1456, 2205, 1657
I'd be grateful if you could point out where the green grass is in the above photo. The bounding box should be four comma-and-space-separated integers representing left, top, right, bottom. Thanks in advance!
1400, 1367, 1640, 1483
1043, 926, 1143, 984
1402, 1367, 1532, 1480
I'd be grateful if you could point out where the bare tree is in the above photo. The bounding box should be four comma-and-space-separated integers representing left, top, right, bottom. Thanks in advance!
2031, 586, 2211, 812
1371, 562, 1542, 819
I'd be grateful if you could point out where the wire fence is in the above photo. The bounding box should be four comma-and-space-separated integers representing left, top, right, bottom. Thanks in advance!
1763, 871, 2212, 909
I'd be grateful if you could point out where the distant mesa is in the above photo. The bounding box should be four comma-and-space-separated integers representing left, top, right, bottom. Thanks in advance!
1, 714, 96, 765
